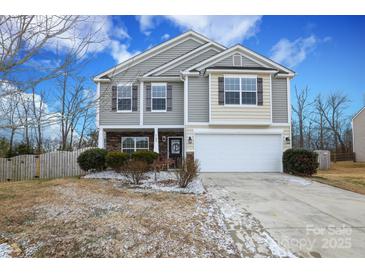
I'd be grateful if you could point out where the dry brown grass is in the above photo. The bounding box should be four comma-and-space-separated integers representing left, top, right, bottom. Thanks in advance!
314, 161, 365, 195
0, 178, 238, 258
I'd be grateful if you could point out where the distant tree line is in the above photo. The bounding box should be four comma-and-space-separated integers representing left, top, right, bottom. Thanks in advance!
291, 86, 353, 154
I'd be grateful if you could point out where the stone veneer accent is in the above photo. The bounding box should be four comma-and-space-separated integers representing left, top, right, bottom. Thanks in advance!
106, 130, 184, 160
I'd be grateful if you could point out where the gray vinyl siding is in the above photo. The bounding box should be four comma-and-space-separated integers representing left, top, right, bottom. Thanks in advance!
143, 82, 184, 125
99, 38, 203, 126
161, 49, 220, 76
213, 54, 264, 67
188, 76, 209, 122
272, 78, 289, 123
99, 82, 140, 125
111, 39, 203, 82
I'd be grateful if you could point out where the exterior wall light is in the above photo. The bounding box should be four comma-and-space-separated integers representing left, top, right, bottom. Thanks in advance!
188, 136, 193, 144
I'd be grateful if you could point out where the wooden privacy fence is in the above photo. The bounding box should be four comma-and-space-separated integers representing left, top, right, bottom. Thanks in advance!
0, 147, 94, 182
330, 152, 355, 162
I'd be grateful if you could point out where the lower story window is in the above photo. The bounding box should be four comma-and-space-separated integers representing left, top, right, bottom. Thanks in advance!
122, 137, 149, 154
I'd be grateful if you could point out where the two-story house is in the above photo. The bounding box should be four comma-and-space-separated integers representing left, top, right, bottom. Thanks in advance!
94, 30, 295, 172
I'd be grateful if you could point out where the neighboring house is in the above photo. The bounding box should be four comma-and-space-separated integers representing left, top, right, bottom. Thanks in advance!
94, 30, 295, 172
352, 106, 365, 162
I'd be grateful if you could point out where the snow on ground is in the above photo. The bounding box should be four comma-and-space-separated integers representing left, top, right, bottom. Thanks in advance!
0, 243, 12, 258
84, 171, 205, 195
207, 187, 295, 258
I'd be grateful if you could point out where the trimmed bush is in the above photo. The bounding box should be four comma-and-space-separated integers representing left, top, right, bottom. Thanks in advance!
121, 160, 149, 184
105, 151, 129, 172
131, 151, 158, 165
77, 148, 107, 172
175, 158, 200, 188
283, 149, 319, 176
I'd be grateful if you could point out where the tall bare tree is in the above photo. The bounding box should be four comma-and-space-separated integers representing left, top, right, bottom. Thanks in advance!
317, 92, 350, 153
292, 86, 311, 148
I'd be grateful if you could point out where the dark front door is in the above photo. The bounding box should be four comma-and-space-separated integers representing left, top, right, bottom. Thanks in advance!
168, 137, 183, 168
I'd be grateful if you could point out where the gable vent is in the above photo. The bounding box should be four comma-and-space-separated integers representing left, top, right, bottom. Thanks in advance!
233, 54, 242, 66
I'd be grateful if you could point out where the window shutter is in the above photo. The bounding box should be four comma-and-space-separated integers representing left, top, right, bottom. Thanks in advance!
257, 78, 263, 106
167, 84, 172, 111
132, 85, 138, 111
112, 85, 117, 111
218, 77, 224, 105
146, 84, 151, 111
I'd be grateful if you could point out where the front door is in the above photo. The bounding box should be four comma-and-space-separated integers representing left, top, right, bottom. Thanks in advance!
168, 137, 183, 169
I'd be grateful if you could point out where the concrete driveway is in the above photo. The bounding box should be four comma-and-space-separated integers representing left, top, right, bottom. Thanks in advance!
202, 173, 365, 258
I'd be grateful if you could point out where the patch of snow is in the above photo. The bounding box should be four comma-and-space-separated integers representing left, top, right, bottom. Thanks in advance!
84, 170, 205, 195
0, 243, 12, 258
84, 170, 125, 180
286, 176, 312, 186
260, 231, 295, 258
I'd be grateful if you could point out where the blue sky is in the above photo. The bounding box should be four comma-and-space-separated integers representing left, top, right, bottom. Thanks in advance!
40, 16, 365, 116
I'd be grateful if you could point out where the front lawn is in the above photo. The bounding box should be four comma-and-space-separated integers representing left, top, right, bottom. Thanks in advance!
0, 178, 238, 257
314, 161, 365, 195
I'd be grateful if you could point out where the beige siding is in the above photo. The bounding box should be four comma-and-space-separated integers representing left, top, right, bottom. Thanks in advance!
210, 73, 271, 123
353, 110, 365, 162
185, 124, 291, 153
143, 82, 184, 125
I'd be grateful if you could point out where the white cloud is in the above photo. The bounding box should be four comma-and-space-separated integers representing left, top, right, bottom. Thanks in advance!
28, 16, 136, 64
137, 15, 262, 46
110, 41, 140, 63
136, 15, 155, 35
270, 35, 319, 67
161, 33, 170, 40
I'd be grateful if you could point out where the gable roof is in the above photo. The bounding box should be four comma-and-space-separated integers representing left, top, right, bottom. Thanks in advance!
143, 42, 224, 77
183, 44, 295, 76
352, 106, 365, 121
94, 30, 225, 82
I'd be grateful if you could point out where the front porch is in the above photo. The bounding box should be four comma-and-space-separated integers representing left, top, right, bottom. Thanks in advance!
99, 128, 184, 168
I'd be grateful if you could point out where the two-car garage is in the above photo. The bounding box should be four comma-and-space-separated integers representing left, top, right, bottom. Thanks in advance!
194, 130, 283, 172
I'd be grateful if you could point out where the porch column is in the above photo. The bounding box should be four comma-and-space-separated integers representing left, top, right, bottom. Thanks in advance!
153, 127, 159, 153
98, 127, 105, 148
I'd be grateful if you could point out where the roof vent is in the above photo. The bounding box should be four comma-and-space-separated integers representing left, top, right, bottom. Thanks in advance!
233, 54, 242, 67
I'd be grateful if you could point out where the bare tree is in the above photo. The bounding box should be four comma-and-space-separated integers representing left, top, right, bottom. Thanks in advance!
317, 92, 350, 153
0, 15, 103, 95
292, 86, 311, 148
0, 91, 22, 155
56, 69, 95, 150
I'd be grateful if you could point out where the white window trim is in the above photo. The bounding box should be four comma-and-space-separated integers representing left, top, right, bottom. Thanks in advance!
121, 136, 149, 153
151, 82, 167, 112
224, 75, 258, 107
117, 83, 133, 112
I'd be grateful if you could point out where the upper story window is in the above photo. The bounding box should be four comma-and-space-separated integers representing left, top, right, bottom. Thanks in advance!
224, 76, 257, 105
117, 84, 132, 111
151, 83, 167, 111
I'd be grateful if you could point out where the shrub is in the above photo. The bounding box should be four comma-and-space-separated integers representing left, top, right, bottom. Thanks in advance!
105, 151, 129, 172
175, 158, 200, 188
77, 148, 107, 172
121, 160, 149, 184
283, 149, 319, 176
131, 151, 158, 165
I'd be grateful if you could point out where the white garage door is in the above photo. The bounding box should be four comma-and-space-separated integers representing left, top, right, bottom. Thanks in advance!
195, 133, 283, 172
